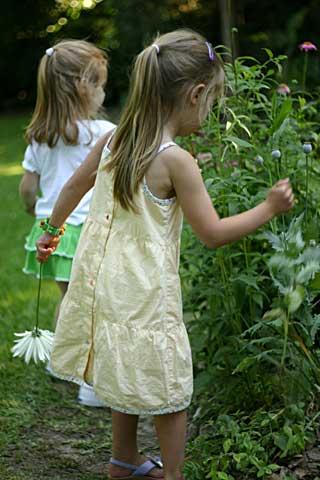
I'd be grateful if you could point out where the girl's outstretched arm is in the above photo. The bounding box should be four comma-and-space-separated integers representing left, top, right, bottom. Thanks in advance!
37, 131, 112, 262
169, 148, 294, 249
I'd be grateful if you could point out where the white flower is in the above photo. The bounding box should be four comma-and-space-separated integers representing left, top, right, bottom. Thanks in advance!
303, 142, 312, 154
11, 328, 54, 364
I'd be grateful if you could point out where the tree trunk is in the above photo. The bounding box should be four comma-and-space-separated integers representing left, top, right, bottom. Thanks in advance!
218, 0, 238, 58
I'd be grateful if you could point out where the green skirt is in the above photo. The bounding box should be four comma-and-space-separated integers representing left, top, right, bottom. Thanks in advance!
23, 219, 82, 282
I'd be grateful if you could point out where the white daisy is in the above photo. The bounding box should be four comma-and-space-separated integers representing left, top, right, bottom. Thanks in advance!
11, 328, 54, 364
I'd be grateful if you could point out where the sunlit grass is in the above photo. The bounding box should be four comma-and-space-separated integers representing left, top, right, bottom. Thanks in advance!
0, 164, 24, 176
0, 113, 61, 466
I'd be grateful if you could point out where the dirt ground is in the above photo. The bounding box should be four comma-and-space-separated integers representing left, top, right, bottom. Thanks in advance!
2, 381, 160, 480
2, 380, 320, 479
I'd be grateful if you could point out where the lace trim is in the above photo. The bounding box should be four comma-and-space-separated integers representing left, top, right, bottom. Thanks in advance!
47, 366, 191, 415
142, 141, 177, 206
142, 179, 176, 206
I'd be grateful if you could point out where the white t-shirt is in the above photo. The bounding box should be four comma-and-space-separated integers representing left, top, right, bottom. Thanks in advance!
22, 119, 115, 225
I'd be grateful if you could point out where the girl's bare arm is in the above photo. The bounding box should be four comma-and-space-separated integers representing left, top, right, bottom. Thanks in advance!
19, 171, 40, 215
168, 148, 294, 248
37, 131, 112, 261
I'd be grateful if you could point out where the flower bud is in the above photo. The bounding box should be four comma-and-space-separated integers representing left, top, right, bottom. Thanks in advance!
303, 142, 312, 154
271, 149, 281, 159
276, 84, 290, 95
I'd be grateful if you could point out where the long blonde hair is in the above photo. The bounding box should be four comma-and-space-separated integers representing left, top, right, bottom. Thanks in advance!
107, 29, 224, 212
25, 40, 108, 148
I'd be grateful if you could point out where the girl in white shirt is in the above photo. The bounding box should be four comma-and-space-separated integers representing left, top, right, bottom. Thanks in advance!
19, 39, 115, 406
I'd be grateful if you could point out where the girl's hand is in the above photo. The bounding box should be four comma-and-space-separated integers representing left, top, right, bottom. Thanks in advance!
266, 178, 295, 216
36, 232, 60, 263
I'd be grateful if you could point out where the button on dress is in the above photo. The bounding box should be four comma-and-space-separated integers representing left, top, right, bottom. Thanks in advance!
50, 142, 193, 414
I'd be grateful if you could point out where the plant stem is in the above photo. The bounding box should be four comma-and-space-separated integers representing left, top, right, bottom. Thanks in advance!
281, 309, 289, 367
302, 53, 308, 91
35, 262, 43, 333
218, 254, 240, 333
305, 152, 309, 224
242, 238, 254, 322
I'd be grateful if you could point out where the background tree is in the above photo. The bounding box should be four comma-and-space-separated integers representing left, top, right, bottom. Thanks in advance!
0, 0, 318, 110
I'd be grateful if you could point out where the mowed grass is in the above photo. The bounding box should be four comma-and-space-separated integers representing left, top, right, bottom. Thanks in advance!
0, 114, 118, 480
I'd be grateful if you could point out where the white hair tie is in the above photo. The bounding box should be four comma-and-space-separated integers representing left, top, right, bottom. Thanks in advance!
152, 44, 160, 54
45, 47, 54, 57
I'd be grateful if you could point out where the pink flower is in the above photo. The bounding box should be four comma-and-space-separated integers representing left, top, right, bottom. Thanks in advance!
299, 41, 317, 52
276, 83, 291, 95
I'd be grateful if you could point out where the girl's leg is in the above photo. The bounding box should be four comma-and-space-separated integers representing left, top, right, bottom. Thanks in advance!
55, 281, 68, 325
108, 411, 163, 478
154, 410, 187, 480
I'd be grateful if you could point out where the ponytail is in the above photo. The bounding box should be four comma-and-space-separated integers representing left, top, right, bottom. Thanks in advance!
106, 45, 164, 212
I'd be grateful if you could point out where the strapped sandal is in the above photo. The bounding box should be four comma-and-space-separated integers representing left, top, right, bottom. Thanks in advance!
108, 457, 164, 480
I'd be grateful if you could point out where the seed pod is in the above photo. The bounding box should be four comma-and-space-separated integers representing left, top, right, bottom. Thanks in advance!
255, 155, 264, 165
271, 149, 281, 159
303, 142, 312, 154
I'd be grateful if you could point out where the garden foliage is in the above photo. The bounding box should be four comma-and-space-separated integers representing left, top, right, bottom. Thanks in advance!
180, 49, 320, 479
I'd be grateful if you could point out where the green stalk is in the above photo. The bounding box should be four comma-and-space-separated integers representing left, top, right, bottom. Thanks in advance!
302, 53, 308, 91
242, 238, 254, 323
35, 262, 43, 335
281, 309, 289, 367
268, 167, 277, 234
305, 152, 309, 224
218, 255, 240, 333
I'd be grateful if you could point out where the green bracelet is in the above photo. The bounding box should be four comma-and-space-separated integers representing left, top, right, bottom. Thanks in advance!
39, 218, 66, 236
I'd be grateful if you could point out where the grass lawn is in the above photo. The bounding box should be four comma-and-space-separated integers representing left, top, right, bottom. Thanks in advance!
0, 113, 157, 480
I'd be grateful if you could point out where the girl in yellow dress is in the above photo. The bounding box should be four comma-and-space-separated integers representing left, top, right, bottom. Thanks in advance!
36, 30, 294, 480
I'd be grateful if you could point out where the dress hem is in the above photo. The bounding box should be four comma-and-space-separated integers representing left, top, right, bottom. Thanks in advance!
49, 366, 191, 415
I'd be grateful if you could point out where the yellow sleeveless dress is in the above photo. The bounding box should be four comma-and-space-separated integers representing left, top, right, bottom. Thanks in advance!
50, 142, 193, 414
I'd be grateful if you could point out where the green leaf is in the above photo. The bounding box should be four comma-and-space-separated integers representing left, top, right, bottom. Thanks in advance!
262, 231, 285, 251
310, 272, 320, 290
310, 315, 320, 342
225, 135, 253, 149
271, 98, 293, 134
223, 438, 232, 453
263, 308, 286, 321
236, 274, 259, 290
232, 356, 256, 374
263, 48, 274, 58
217, 473, 231, 480
285, 286, 305, 313
296, 262, 320, 284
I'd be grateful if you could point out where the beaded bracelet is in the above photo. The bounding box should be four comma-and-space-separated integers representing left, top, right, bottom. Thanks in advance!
39, 218, 66, 236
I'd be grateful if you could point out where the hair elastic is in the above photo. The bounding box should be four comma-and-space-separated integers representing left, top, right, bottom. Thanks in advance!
152, 44, 160, 54
205, 42, 215, 61
45, 47, 54, 57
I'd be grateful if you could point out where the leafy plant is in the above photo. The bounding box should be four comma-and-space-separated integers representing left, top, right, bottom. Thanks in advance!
180, 48, 320, 479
